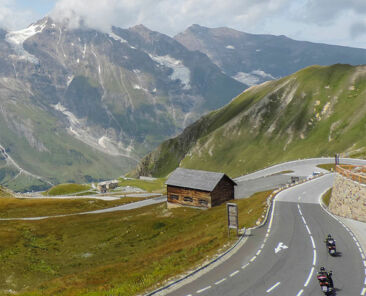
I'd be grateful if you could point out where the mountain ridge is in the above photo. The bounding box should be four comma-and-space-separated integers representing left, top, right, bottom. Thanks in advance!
133, 64, 366, 178
0, 17, 245, 191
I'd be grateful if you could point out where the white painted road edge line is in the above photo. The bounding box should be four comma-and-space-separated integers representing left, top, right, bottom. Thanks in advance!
266, 282, 281, 293
296, 289, 304, 296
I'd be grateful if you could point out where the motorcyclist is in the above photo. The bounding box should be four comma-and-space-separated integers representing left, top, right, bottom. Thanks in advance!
324, 234, 335, 246
317, 267, 333, 287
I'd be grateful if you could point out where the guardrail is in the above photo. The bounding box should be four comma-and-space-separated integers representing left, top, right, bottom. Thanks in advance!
336, 165, 366, 184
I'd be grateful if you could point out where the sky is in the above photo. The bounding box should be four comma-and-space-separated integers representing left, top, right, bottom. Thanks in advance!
1, 0, 366, 48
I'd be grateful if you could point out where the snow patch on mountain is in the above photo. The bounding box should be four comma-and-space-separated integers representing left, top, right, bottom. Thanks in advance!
149, 54, 191, 89
108, 32, 128, 44
6, 20, 47, 63
52, 103, 138, 161
233, 70, 276, 86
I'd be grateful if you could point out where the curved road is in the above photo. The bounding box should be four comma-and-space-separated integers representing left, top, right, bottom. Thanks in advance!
3, 158, 366, 296
161, 161, 366, 296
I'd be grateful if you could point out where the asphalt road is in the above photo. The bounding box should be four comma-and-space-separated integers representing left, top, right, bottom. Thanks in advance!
165, 174, 366, 296
234, 157, 366, 199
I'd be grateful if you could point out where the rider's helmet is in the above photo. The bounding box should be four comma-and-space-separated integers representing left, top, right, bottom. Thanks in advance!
320, 266, 325, 272
327, 234, 332, 239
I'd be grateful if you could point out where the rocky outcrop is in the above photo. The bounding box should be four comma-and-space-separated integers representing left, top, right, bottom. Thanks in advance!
329, 174, 366, 222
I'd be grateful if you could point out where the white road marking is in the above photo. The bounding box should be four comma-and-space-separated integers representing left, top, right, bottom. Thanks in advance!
215, 278, 226, 285
296, 289, 304, 296
275, 242, 288, 254
230, 270, 240, 277
305, 225, 311, 235
310, 236, 316, 249
268, 201, 276, 230
304, 267, 315, 287
266, 282, 281, 293
361, 287, 366, 296
312, 249, 317, 266
256, 249, 262, 256
197, 286, 211, 293
250, 256, 257, 262
261, 243, 265, 249
242, 263, 249, 269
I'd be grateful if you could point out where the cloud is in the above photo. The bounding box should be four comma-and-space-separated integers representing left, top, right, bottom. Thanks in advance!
51, 0, 289, 35
0, 0, 36, 30
350, 22, 366, 39
295, 0, 366, 25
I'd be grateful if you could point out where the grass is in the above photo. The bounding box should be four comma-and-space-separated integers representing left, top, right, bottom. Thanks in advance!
0, 186, 13, 198
0, 197, 148, 218
44, 184, 92, 196
137, 64, 366, 179
317, 164, 336, 171
118, 178, 166, 193
0, 190, 272, 296
322, 188, 332, 207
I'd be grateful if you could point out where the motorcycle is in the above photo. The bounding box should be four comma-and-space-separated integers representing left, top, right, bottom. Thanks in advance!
317, 271, 334, 295
326, 238, 337, 256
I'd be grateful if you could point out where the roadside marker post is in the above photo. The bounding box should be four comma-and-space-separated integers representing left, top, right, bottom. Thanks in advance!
227, 203, 239, 237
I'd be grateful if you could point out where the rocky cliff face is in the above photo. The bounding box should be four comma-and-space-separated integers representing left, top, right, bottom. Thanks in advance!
134, 64, 366, 178
0, 17, 245, 191
330, 174, 366, 223
175, 24, 366, 86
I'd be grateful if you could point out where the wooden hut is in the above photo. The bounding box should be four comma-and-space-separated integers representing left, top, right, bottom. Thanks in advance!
166, 168, 236, 208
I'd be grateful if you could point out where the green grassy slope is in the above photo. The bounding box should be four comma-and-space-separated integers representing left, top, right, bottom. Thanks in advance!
0, 191, 271, 295
135, 64, 366, 178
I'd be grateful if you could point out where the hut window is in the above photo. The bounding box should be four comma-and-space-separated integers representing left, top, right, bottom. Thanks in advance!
183, 196, 193, 202
199, 199, 208, 206
170, 195, 179, 200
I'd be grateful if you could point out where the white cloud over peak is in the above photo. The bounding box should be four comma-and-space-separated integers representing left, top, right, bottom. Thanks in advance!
0, 0, 35, 30
50, 0, 289, 34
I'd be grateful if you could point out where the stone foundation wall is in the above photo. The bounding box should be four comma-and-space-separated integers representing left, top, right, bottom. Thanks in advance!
329, 174, 366, 222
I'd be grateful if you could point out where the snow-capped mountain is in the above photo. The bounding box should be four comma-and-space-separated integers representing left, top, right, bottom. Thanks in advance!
0, 17, 245, 191
175, 24, 366, 85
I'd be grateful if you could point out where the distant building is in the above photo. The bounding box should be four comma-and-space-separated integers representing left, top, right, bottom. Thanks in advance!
97, 180, 119, 193
166, 168, 237, 208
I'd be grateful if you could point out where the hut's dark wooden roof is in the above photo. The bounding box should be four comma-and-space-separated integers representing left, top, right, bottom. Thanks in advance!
166, 168, 236, 192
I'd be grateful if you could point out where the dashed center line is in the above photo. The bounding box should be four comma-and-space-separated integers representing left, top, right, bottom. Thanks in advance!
215, 278, 226, 285
230, 270, 240, 277
304, 266, 315, 287
196, 285, 211, 293
266, 282, 281, 293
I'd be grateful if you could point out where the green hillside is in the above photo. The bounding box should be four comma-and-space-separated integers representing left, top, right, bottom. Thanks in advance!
134, 64, 366, 178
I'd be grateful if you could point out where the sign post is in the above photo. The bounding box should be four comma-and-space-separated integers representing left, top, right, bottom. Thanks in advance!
227, 203, 239, 237
335, 153, 340, 165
